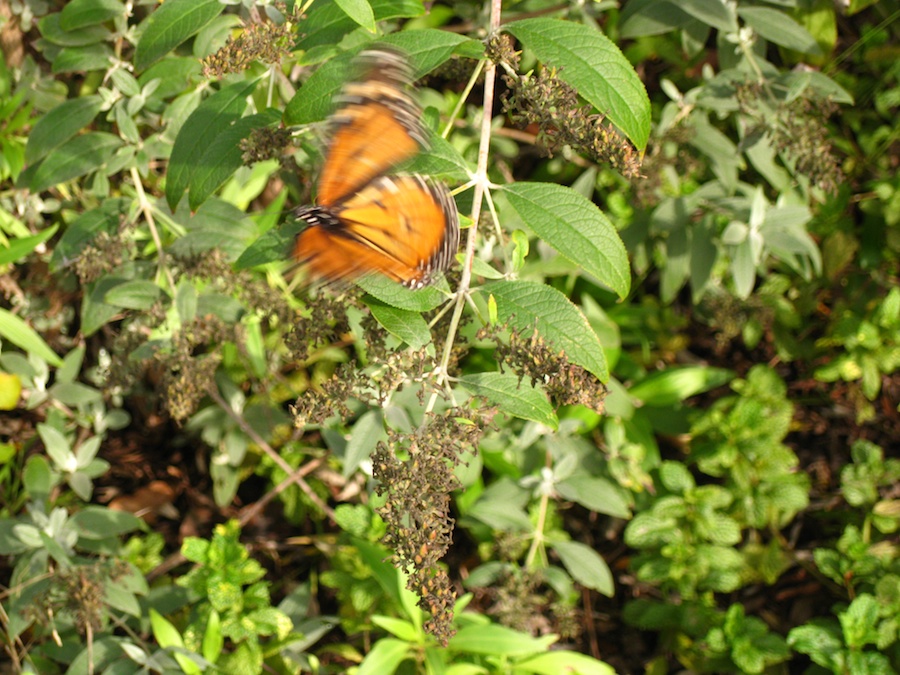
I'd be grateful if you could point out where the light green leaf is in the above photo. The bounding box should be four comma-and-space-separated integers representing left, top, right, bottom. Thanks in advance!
503, 182, 630, 298
556, 475, 630, 518
449, 624, 556, 656
0, 226, 59, 265
484, 280, 608, 381
343, 410, 386, 477
0, 308, 64, 366
366, 300, 432, 349
357, 637, 410, 675
134, 0, 224, 71
357, 275, 448, 312
628, 366, 734, 406
298, 0, 425, 51
678, 0, 737, 33
505, 18, 651, 150
516, 651, 616, 675
38, 13, 112, 47
25, 96, 104, 164
459, 372, 557, 429
335, 0, 375, 32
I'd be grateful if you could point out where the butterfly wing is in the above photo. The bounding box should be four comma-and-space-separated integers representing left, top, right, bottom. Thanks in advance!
294, 175, 459, 288
316, 48, 427, 206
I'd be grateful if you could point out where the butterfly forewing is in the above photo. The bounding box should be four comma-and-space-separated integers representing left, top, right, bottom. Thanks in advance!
292, 46, 458, 288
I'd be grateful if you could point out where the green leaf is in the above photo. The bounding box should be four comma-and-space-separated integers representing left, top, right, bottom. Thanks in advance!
449, 624, 556, 656
459, 372, 558, 428
38, 13, 112, 47
103, 280, 165, 310
52, 43, 114, 73
343, 410, 386, 477
738, 7, 822, 55
202, 609, 223, 664
60, 0, 126, 30
0, 226, 59, 265
516, 651, 616, 675
504, 18, 651, 150
379, 29, 474, 76
503, 182, 630, 298
39, 424, 74, 470
134, 0, 224, 71
556, 475, 630, 518
366, 300, 432, 349
357, 638, 410, 675
551, 539, 614, 595
335, 0, 375, 32
24, 132, 123, 194
628, 366, 734, 406
0, 308, 63, 367
678, 0, 737, 33
236, 219, 303, 269
298, 0, 425, 51
187, 109, 281, 210
483, 280, 608, 381
70, 506, 143, 538
25, 96, 104, 164
284, 54, 354, 126
165, 79, 259, 210
357, 275, 448, 312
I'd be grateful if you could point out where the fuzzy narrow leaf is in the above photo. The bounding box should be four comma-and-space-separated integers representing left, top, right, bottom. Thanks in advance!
503, 182, 630, 298
134, 0, 224, 71
0, 226, 59, 265
343, 410, 386, 478
166, 79, 258, 210
459, 372, 558, 429
366, 300, 432, 349
0, 308, 63, 366
25, 132, 123, 193
484, 280, 608, 381
25, 96, 104, 164
505, 18, 651, 150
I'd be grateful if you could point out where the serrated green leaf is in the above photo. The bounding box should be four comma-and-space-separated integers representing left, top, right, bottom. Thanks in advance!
0, 308, 64, 366
25, 96, 104, 164
134, 0, 224, 71
552, 539, 614, 595
24, 132, 123, 193
166, 79, 259, 210
366, 300, 432, 348
483, 280, 608, 381
503, 182, 630, 298
505, 18, 651, 149
459, 372, 557, 428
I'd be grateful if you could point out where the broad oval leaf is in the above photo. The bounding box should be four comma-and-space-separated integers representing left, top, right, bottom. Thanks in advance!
738, 7, 822, 55
552, 539, 614, 595
459, 372, 558, 429
134, 0, 224, 71
357, 275, 448, 312
334, 0, 375, 32
366, 300, 432, 349
450, 624, 556, 656
483, 280, 608, 382
503, 182, 630, 298
103, 280, 165, 310
505, 18, 651, 150
25, 96, 104, 164
166, 79, 259, 210
297, 0, 425, 51
60, 0, 125, 31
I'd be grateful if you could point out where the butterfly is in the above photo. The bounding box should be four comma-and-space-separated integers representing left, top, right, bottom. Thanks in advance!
292, 47, 459, 289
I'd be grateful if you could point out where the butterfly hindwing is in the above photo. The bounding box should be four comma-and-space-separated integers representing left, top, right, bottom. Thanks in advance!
293, 46, 458, 288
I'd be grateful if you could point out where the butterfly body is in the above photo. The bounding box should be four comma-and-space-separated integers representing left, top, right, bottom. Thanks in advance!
293, 47, 458, 289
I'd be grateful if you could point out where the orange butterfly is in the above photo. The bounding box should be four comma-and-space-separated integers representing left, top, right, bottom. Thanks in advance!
293, 47, 459, 289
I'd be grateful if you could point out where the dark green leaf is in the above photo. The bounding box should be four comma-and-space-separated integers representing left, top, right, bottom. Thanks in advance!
60, 0, 125, 30
38, 13, 112, 47
25, 96, 104, 164
505, 18, 651, 150
503, 182, 630, 298
297, 0, 425, 51
52, 43, 114, 74
134, 0, 224, 71
103, 280, 165, 310
24, 132, 123, 193
738, 7, 822, 54
365, 300, 432, 348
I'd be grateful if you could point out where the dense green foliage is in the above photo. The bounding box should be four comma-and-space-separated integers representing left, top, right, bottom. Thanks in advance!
1, 0, 899, 673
